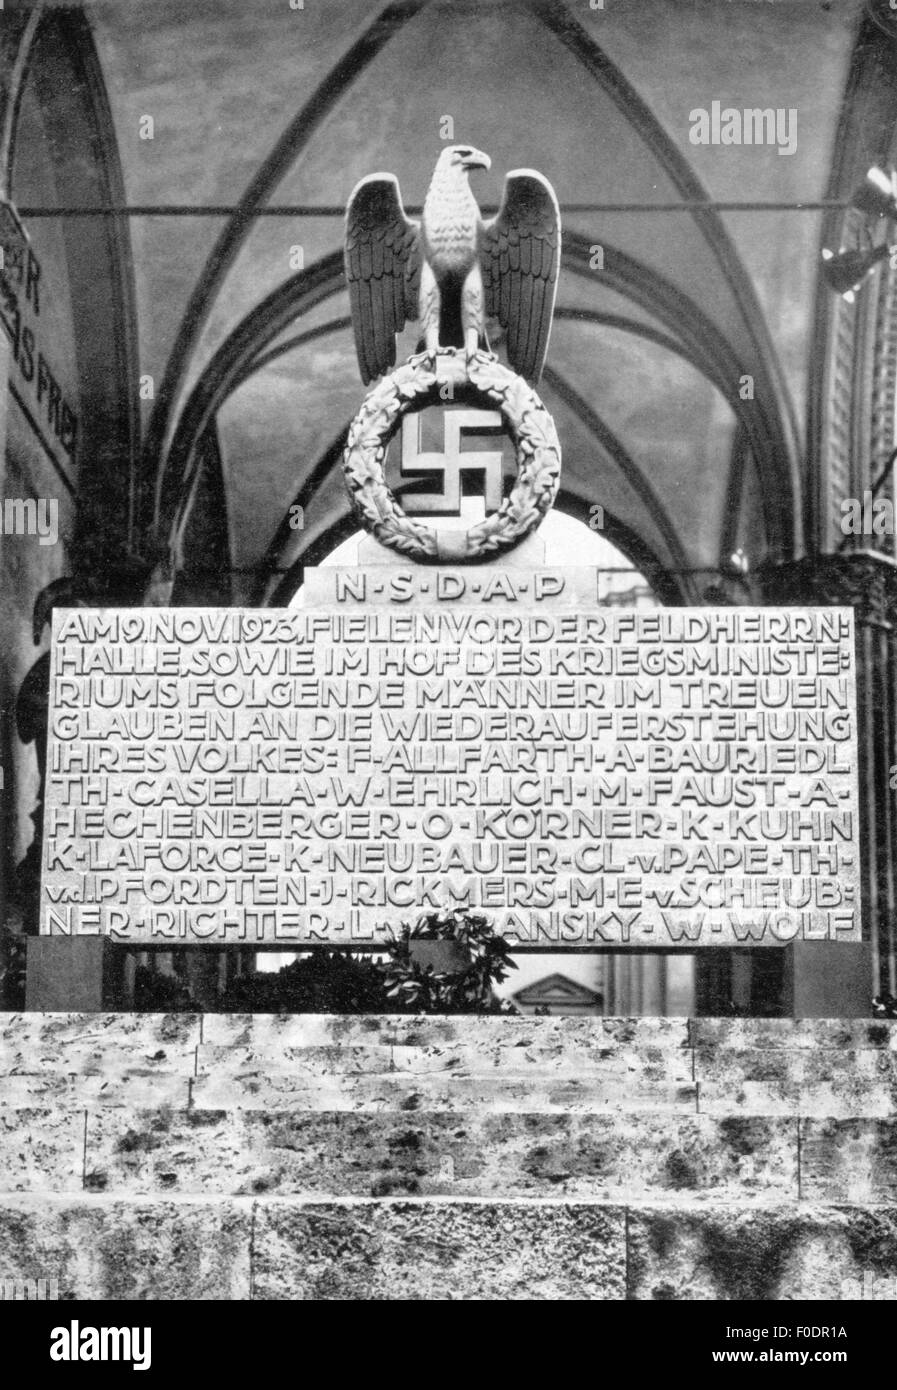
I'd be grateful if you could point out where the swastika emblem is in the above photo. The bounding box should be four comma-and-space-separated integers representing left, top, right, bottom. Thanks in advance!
400, 409, 505, 515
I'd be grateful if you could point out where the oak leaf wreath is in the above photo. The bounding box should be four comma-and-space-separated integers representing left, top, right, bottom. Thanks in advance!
342, 348, 561, 562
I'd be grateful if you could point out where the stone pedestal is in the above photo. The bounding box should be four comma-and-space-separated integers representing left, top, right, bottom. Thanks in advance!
762, 552, 897, 999
784, 941, 874, 1019
25, 937, 124, 1011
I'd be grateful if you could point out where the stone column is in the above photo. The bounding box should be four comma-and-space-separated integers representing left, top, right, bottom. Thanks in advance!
762, 552, 897, 996
604, 953, 684, 1016
637, 955, 667, 1015
665, 954, 696, 1016
0, 329, 12, 1003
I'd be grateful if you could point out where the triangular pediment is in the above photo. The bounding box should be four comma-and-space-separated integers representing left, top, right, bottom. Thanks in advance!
512, 974, 603, 1007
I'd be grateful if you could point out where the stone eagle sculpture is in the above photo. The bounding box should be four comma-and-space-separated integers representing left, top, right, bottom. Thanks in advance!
345, 145, 561, 386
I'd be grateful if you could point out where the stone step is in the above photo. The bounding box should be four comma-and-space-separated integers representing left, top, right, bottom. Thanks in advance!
0, 1068, 697, 1113
195, 1041, 694, 1081
190, 1069, 698, 1113
6, 1050, 890, 1117
0, 1049, 196, 1080
801, 1118, 897, 1201
0, 1074, 191, 1109
0, 1193, 894, 1300
203, 1015, 897, 1051
4, 1015, 896, 1116
76, 1110, 794, 1200
2, 1012, 691, 1050
202, 1013, 692, 1050
695, 1049, 897, 1116
693, 1018, 897, 1050
5, 1017, 896, 1116
13, 1105, 897, 1205
0, 1107, 85, 1192
0, 1012, 201, 1054
4, 1014, 895, 1061
198, 1043, 393, 1076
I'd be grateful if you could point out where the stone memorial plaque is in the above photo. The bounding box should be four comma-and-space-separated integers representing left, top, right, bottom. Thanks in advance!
39, 587, 861, 947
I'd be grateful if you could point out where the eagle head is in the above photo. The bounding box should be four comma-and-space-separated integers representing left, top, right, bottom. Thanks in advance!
437, 144, 492, 174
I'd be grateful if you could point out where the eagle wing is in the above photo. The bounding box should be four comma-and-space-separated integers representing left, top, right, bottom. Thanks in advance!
480, 170, 561, 384
345, 174, 420, 384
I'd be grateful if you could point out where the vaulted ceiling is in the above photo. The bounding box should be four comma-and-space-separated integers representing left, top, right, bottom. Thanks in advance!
17, 0, 875, 603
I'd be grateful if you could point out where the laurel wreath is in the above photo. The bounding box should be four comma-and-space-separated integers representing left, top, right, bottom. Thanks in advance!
342, 348, 561, 562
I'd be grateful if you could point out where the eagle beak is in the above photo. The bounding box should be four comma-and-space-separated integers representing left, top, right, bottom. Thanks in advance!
463, 150, 491, 171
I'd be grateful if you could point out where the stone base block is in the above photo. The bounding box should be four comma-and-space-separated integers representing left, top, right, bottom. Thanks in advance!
693, 1046, 897, 1116
0, 1194, 251, 1299
801, 1119, 897, 1202
80, 1110, 796, 1201
2, 1194, 896, 1299
627, 1203, 897, 1301
0, 1108, 84, 1192
25, 938, 125, 1012
784, 941, 873, 1018
252, 1197, 626, 1300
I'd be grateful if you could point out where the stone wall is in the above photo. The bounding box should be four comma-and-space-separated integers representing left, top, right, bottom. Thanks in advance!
1, 1013, 897, 1299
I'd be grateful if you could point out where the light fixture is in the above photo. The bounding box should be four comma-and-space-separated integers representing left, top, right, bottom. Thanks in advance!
821, 244, 891, 301
821, 167, 897, 300
849, 166, 897, 220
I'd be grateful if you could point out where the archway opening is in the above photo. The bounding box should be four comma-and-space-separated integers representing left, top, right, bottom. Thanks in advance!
263, 512, 696, 1016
